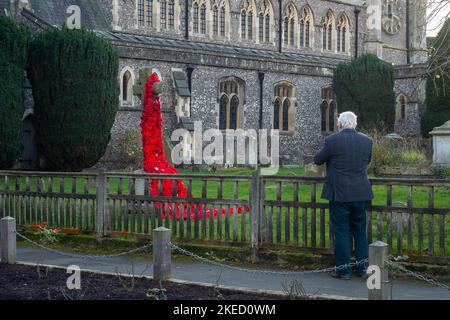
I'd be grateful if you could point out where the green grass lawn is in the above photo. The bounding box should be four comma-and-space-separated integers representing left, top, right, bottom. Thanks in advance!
0, 167, 448, 256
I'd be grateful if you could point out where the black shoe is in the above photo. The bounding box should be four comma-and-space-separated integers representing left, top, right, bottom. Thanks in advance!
330, 272, 351, 280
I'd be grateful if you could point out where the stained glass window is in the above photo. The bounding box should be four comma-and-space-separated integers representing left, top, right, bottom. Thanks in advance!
284, 18, 289, 45
200, 4, 206, 34
220, 7, 225, 36
259, 14, 264, 42
248, 12, 253, 40
282, 100, 290, 131
241, 12, 246, 39
138, 0, 144, 26
213, 7, 218, 36
219, 95, 228, 130
265, 15, 270, 42
160, 0, 167, 29
193, 3, 199, 33
230, 96, 239, 130
274, 99, 280, 130
168, 0, 174, 29
329, 101, 336, 131
146, 0, 152, 27
321, 101, 327, 132
290, 19, 295, 45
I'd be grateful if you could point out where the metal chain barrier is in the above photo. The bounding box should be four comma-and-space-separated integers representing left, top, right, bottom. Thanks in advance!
15, 230, 152, 261
385, 259, 450, 290
14, 230, 450, 291
169, 242, 368, 276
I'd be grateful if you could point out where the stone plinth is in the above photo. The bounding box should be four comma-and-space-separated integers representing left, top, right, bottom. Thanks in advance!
430, 120, 450, 167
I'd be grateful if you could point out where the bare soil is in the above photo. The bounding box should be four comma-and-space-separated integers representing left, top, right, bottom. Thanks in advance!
0, 264, 288, 300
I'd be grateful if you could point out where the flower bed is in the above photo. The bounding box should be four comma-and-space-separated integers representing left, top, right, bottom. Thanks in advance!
0, 264, 291, 300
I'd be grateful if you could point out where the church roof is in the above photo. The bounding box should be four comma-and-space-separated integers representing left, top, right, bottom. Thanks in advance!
25, 0, 109, 30
95, 30, 349, 67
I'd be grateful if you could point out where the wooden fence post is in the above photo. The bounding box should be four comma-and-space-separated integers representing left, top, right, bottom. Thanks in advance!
368, 241, 390, 300
0, 217, 16, 264
96, 170, 110, 237
153, 227, 171, 281
250, 170, 262, 260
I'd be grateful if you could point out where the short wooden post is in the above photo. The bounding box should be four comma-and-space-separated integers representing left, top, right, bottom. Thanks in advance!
368, 241, 390, 300
250, 170, 262, 261
96, 170, 110, 237
153, 227, 171, 281
0, 217, 16, 264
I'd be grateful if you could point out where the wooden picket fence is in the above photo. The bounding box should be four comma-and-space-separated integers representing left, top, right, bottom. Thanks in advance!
0, 170, 448, 258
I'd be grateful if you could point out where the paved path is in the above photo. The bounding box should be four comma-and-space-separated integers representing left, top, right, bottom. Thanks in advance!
10, 245, 449, 300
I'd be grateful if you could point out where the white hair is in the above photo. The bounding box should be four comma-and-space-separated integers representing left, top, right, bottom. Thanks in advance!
338, 111, 357, 130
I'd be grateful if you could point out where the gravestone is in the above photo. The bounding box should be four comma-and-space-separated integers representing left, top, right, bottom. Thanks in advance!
304, 164, 326, 177
382, 133, 403, 148
430, 120, 450, 167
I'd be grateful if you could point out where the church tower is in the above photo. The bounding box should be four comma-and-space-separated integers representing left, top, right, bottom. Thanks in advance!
364, 0, 427, 65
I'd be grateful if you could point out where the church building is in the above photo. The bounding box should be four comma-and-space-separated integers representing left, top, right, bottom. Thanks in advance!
1, 0, 428, 168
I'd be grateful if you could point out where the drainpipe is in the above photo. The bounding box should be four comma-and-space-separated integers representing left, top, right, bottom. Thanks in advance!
278, 0, 282, 53
406, 0, 411, 64
186, 64, 195, 116
185, 0, 189, 40
258, 71, 265, 130
354, 8, 360, 59
257, 71, 266, 168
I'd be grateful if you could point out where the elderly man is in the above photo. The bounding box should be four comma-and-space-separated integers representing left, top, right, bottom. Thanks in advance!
314, 111, 373, 279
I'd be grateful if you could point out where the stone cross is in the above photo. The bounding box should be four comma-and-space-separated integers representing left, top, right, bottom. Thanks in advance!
133, 68, 162, 103
133, 68, 153, 100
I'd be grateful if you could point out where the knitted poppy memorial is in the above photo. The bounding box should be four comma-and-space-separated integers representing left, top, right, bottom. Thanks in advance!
140, 73, 249, 220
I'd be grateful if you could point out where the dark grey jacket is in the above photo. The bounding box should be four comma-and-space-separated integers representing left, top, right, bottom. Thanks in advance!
314, 128, 373, 202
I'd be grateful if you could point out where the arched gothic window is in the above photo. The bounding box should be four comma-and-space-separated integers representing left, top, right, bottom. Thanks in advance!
193, 0, 209, 35
322, 10, 335, 51
259, 13, 264, 42
213, 6, 219, 35
258, 0, 273, 43
248, 11, 253, 40
200, 3, 206, 34
274, 82, 295, 132
299, 5, 313, 48
337, 13, 349, 52
283, 3, 298, 47
138, 0, 154, 28
219, 95, 228, 130
138, 0, 145, 26
240, 0, 256, 40
219, 77, 245, 130
137, 0, 180, 31
220, 5, 226, 36
396, 94, 407, 121
193, 2, 199, 32
320, 100, 328, 131
274, 98, 281, 130
121, 68, 135, 107
321, 86, 337, 132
